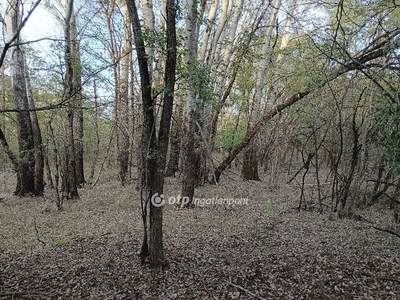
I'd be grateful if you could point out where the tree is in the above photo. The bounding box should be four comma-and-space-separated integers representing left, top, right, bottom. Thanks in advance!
24, 55, 45, 195
165, 102, 183, 177
180, 0, 202, 204
126, 0, 177, 267
5, 0, 44, 196
97, 0, 130, 185
117, 10, 132, 185
70, 9, 85, 187
61, 0, 79, 201
214, 26, 400, 182
242, 0, 281, 181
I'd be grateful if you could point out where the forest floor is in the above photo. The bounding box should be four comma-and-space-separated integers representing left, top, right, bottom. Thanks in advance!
1, 166, 400, 299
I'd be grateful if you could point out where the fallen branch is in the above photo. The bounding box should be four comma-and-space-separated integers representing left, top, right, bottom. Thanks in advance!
372, 226, 400, 239
383, 193, 400, 205
33, 218, 46, 246
225, 280, 268, 300
215, 91, 310, 183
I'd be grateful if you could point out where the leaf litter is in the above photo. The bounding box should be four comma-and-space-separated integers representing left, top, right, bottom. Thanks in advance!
1, 171, 400, 299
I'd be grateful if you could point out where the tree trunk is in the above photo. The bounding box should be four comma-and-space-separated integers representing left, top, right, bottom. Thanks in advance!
12, 48, 35, 196
24, 56, 44, 195
127, 0, 156, 264
6, 0, 36, 196
215, 91, 310, 182
199, 0, 218, 63
207, 3, 270, 151
73, 103, 84, 186
165, 103, 182, 177
150, 0, 177, 267
181, 0, 201, 204
117, 10, 131, 185
70, 12, 85, 186
128, 61, 136, 180
61, 0, 79, 200
242, 144, 261, 181
214, 29, 395, 183
242, 0, 281, 181
181, 108, 199, 201
127, 0, 176, 268
88, 80, 101, 184
267, 0, 295, 108
141, 0, 155, 78
0, 128, 18, 170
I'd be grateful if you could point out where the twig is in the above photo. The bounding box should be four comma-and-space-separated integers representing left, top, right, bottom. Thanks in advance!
382, 193, 400, 205
372, 226, 400, 239
225, 280, 268, 300
33, 218, 47, 246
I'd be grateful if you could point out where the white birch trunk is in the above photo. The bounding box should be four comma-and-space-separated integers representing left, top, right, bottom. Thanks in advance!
140, 0, 155, 77
207, 0, 230, 66
213, 0, 244, 96
241, 0, 281, 181
118, 8, 132, 184
184, 0, 199, 105
181, 0, 202, 200
268, 0, 296, 107
199, 0, 219, 63
251, 0, 281, 123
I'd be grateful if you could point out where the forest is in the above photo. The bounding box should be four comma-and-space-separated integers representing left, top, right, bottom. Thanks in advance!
1, 0, 400, 298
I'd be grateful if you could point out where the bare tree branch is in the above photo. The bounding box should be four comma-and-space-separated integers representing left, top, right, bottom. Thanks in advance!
214, 30, 400, 182
0, 0, 42, 68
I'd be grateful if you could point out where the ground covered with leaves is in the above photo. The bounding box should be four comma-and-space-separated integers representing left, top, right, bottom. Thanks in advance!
1, 169, 400, 299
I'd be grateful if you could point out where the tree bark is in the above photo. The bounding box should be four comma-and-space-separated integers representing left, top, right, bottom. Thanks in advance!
181, 0, 202, 204
127, 0, 176, 268
127, 0, 156, 264
242, 0, 281, 181
242, 146, 261, 181
117, 10, 132, 185
70, 12, 85, 187
199, 0, 219, 63
207, 3, 270, 150
165, 104, 182, 177
140, 0, 155, 78
0, 128, 18, 170
150, 0, 177, 267
6, 0, 36, 196
61, 0, 79, 200
181, 108, 200, 201
24, 56, 44, 195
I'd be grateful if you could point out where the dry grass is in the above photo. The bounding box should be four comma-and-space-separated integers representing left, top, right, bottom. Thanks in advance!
0, 169, 143, 255
0, 167, 267, 255
1, 166, 397, 255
